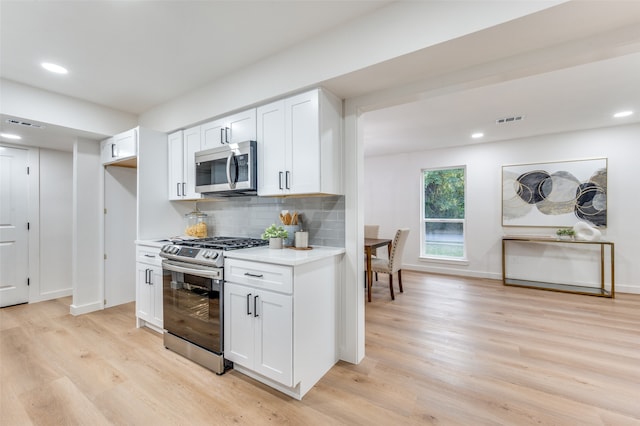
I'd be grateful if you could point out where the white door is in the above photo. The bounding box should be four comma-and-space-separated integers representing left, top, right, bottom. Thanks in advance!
183, 126, 202, 200
201, 120, 225, 150
227, 109, 257, 144
136, 263, 152, 322
167, 131, 184, 200
287, 90, 320, 194
254, 290, 293, 386
257, 100, 286, 196
104, 166, 137, 308
0, 146, 29, 307
224, 282, 255, 367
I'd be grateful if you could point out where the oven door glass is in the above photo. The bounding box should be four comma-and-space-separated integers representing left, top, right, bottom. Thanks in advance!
162, 261, 223, 354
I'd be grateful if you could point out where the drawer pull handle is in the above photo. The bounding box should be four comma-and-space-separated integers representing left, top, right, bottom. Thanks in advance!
246, 293, 252, 315
244, 273, 264, 278
144, 254, 155, 258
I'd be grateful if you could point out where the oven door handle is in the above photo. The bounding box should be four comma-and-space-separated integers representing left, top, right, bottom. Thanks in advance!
162, 261, 221, 280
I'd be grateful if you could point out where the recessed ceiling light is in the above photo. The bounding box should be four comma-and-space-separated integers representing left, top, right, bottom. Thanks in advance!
613, 110, 633, 118
1, 132, 22, 140
471, 132, 484, 139
41, 62, 68, 74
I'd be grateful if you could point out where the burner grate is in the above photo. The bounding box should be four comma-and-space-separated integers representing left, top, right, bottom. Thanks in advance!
178, 237, 268, 250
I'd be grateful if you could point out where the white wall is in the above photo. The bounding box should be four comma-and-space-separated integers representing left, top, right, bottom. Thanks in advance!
36, 149, 73, 300
364, 123, 640, 294
71, 138, 103, 314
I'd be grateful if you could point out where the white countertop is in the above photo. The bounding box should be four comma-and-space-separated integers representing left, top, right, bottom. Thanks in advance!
224, 245, 345, 266
135, 239, 170, 248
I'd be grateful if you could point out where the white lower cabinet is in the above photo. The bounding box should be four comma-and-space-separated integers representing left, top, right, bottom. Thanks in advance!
135, 244, 163, 332
225, 282, 293, 386
224, 255, 339, 400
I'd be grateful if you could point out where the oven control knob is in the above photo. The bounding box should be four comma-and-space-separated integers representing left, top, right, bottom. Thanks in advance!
171, 246, 180, 254
210, 252, 219, 259
161, 244, 170, 253
202, 250, 211, 258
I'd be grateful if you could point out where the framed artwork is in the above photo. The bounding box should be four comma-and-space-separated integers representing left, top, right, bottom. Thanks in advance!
502, 158, 607, 228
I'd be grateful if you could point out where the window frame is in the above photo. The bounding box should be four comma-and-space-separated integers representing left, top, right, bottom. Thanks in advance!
419, 165, 468, 262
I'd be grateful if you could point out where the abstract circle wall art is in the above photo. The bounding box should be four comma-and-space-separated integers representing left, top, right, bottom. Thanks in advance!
502, 158, 607, 227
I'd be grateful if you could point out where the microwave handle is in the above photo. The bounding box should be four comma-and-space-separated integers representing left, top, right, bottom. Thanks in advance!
226, 153, 237, 188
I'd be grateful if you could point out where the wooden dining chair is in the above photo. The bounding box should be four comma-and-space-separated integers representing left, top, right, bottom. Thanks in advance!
370, 228, 409, 300
364, 225, 380, 283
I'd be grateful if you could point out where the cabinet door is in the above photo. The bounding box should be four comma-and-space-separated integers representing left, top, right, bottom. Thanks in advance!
254, 290, 293, 386
201, 119, 226, 150
257, 100, 287, 196
227, 108, 257, 144
286, 90, 320, 194
136, 264, 153, 323
224, 283, 255, 368
167, 131, 184, 200
150, 266, 163, 328
100, 137, 115, 164
183, 126, 202, 200
113, 128, 137, 159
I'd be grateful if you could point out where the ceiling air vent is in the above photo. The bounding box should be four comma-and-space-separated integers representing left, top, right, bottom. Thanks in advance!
6, 119, 45, 129
496, 115, 524, 124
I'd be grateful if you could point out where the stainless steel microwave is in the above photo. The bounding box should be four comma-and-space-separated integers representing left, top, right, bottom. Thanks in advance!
195, 140, 257, 196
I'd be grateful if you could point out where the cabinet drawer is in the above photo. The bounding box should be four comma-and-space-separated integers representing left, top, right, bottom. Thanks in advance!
136, 245, 162, 266
225, 259, 292, 294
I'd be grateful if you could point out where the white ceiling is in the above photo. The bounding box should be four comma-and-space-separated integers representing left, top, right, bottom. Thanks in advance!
0, 0, 390, 115
361, 52, 640, 157
1, 1, 640, 154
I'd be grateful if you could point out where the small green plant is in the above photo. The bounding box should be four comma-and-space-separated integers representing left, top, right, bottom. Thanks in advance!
556, 228, 575, 237
261, 224, 288, 240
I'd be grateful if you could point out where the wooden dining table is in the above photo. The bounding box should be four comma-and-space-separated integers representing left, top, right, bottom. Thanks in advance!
364, 237, 393, 302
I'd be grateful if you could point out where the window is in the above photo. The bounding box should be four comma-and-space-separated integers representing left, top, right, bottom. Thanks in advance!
421, 166, 466, 260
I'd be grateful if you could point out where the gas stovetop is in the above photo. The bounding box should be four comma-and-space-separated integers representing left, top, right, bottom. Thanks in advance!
176, 236, 268, 250
160, 236, 268, 267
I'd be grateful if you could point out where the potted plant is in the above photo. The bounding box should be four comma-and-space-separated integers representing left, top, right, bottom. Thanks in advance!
556, 228, 576, 240
261, 224, 288, 249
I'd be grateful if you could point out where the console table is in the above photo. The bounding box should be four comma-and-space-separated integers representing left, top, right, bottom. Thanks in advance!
502, 237, 615, 298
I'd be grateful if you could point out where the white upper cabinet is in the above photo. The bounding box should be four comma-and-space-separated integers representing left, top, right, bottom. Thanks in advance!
257, 88, 343, 196
201, 108, 257, 150
167, 127, 202, 200
257, 100, 287, 195
100, 128, 138, 165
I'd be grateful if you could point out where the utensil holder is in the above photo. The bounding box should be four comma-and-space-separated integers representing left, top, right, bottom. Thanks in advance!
283, 225, 300, 246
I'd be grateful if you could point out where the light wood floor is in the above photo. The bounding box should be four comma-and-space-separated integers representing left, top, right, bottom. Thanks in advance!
2, 271, 639, 425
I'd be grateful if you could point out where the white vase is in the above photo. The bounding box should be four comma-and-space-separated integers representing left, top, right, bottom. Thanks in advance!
269, 238, 283, 249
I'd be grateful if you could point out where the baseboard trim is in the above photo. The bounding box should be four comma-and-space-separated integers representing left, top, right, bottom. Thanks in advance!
69, 301, 103, 316
614, 284, 640, 295
403, 264, 639, 295
404, 263, 502, 281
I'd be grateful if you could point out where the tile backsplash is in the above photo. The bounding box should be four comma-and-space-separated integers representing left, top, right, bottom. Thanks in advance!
194, 195, 345, 247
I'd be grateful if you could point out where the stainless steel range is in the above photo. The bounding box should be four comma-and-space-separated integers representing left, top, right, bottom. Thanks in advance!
160, 236, 267, 374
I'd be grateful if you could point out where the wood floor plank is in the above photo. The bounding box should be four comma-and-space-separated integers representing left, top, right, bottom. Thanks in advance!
1, 272, 639, 425
19, 376, 112, 426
